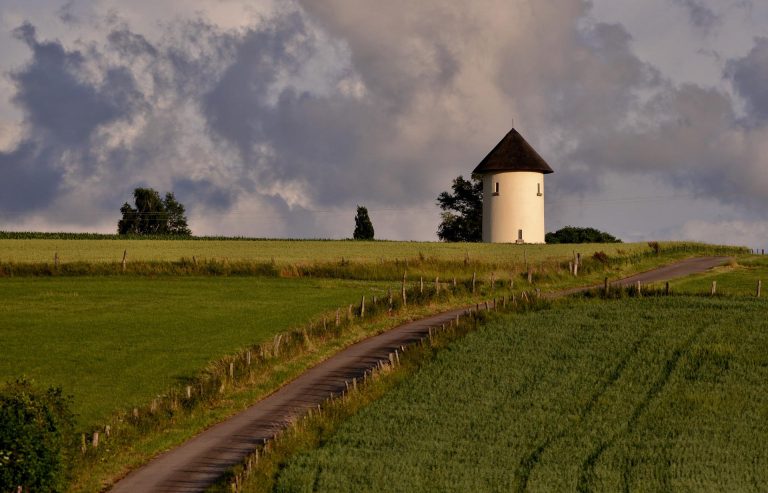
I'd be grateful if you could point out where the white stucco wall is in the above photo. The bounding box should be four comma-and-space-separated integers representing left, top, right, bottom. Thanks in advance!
482, 171, 546, 243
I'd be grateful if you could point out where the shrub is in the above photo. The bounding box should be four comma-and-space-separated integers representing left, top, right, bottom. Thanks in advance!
592, 251, 610, 264
0, 379, 75, 492
648, 241, 661, 254
545, 226, 621, 244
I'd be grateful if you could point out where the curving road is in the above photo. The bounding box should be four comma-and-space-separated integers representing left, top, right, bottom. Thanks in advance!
109, 256, 729, 492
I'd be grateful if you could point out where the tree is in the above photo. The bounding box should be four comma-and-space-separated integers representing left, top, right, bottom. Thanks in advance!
118, 188, 191, 236
436, 175, 483, 242
545, 226, 621, 244
353, 205, 374, 240
0, 379, 75, 492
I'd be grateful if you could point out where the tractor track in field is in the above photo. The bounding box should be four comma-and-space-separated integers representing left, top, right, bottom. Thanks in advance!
110, 256, 729, 493
576, 324, 707, 493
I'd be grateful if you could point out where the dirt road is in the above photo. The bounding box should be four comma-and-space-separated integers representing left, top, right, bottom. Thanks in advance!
110, 256, 729, 492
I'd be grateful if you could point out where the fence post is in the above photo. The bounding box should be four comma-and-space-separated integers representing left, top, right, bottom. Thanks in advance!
54, 252, 59, 270
360, 296, 365, 318
453, 277, 457, 288
665, 282, 670, 296
527, 270, 533, 284
604, 277, 609, 294
348, 304, 353, 320
336, 308, 341, 326
758, 280, 762, 298
420, 277, 424, 294
92, 431, 100, 449
435, 277, 440, 293
121, 249, 127, 273
402, 271, 407, 307
711, 281, 717, 296
636, 281, 641, 296
574, 262, 579, 277
472, 272, 476, 294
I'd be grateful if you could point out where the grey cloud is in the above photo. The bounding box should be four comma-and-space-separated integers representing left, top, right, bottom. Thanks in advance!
0, 141, 62, 210
11, 22, 138, 146
726, 37, 768, 124
672, 0, 721, 33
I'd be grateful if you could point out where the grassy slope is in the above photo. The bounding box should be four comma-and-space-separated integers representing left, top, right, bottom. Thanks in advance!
0, 239, 648, 264
670, 255, 768, 296
274, 296, 768, 492
0, 277, 387, 427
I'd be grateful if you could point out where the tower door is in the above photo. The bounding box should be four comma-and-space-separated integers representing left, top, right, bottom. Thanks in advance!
518, 229, 524, 242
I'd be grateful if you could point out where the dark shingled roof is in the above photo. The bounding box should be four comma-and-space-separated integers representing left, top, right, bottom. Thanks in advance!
472, 128, 554, 175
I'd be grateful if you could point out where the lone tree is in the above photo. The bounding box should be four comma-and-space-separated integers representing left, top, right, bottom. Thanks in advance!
118, 188, 191, 236
436, 175, 483, 242
353, 205, 375, 240
545, 226, 621, 244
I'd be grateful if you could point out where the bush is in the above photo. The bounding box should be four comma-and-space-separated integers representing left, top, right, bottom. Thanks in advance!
545, 226, 621, 244
0, 379, 75, 492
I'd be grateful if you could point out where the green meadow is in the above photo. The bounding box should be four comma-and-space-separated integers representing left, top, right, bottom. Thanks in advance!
274, 296, 768, 492
0, 276, 386, 427
670, 255, 768, 296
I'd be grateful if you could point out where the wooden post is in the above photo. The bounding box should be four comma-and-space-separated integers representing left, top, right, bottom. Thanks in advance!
186, 385, 192, 399
92, 431, 100, 448
336, 308, 341, 326
569, 261, 573, 275
121, 249, 127, 273
420, 277, 424, 294
510, 278, 514, 290
246, 350, 251, 366
574, 262, 579, 277
665, 282, 670, 296
757, 280, 762, 298
105, 425, 111, 437
54, 252, 59, 269
402, 271, 407, 307
435, 276, 440, 293
360, 296, 365, 318
453, 277, 457, 288
711, 281, 717, 295
192, 255, 197, 266
636, 281, 641, 296
604, 277, 609, 294
577, 253, 581, 266
536, 288, 541, 299
527, 270, 533, 284
348, 304, 353, 319
229, 362, 234, 379
388, 288, 393, 307
472, 272, 476, 294
132, 407, 139, 419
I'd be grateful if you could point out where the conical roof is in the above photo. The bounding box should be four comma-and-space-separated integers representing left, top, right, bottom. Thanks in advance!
472, 128, 554, 175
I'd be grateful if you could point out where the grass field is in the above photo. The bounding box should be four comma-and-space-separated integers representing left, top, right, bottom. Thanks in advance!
0, 238, 651, 264
274, 296, 768, 492
0, 277, 387, 427
670, 256, 768, 296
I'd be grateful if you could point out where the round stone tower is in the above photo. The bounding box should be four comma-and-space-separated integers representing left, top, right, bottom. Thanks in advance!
472, 128, 554, 244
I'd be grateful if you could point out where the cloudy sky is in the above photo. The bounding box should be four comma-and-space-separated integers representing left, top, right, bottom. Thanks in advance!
0, 0, 767, 248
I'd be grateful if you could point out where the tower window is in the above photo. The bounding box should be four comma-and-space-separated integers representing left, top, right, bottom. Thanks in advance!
537, 183, 543, 197
493, 182, 500, 196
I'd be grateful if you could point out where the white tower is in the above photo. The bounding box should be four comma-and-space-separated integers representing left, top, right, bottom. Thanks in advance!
472, 128, 554, 243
